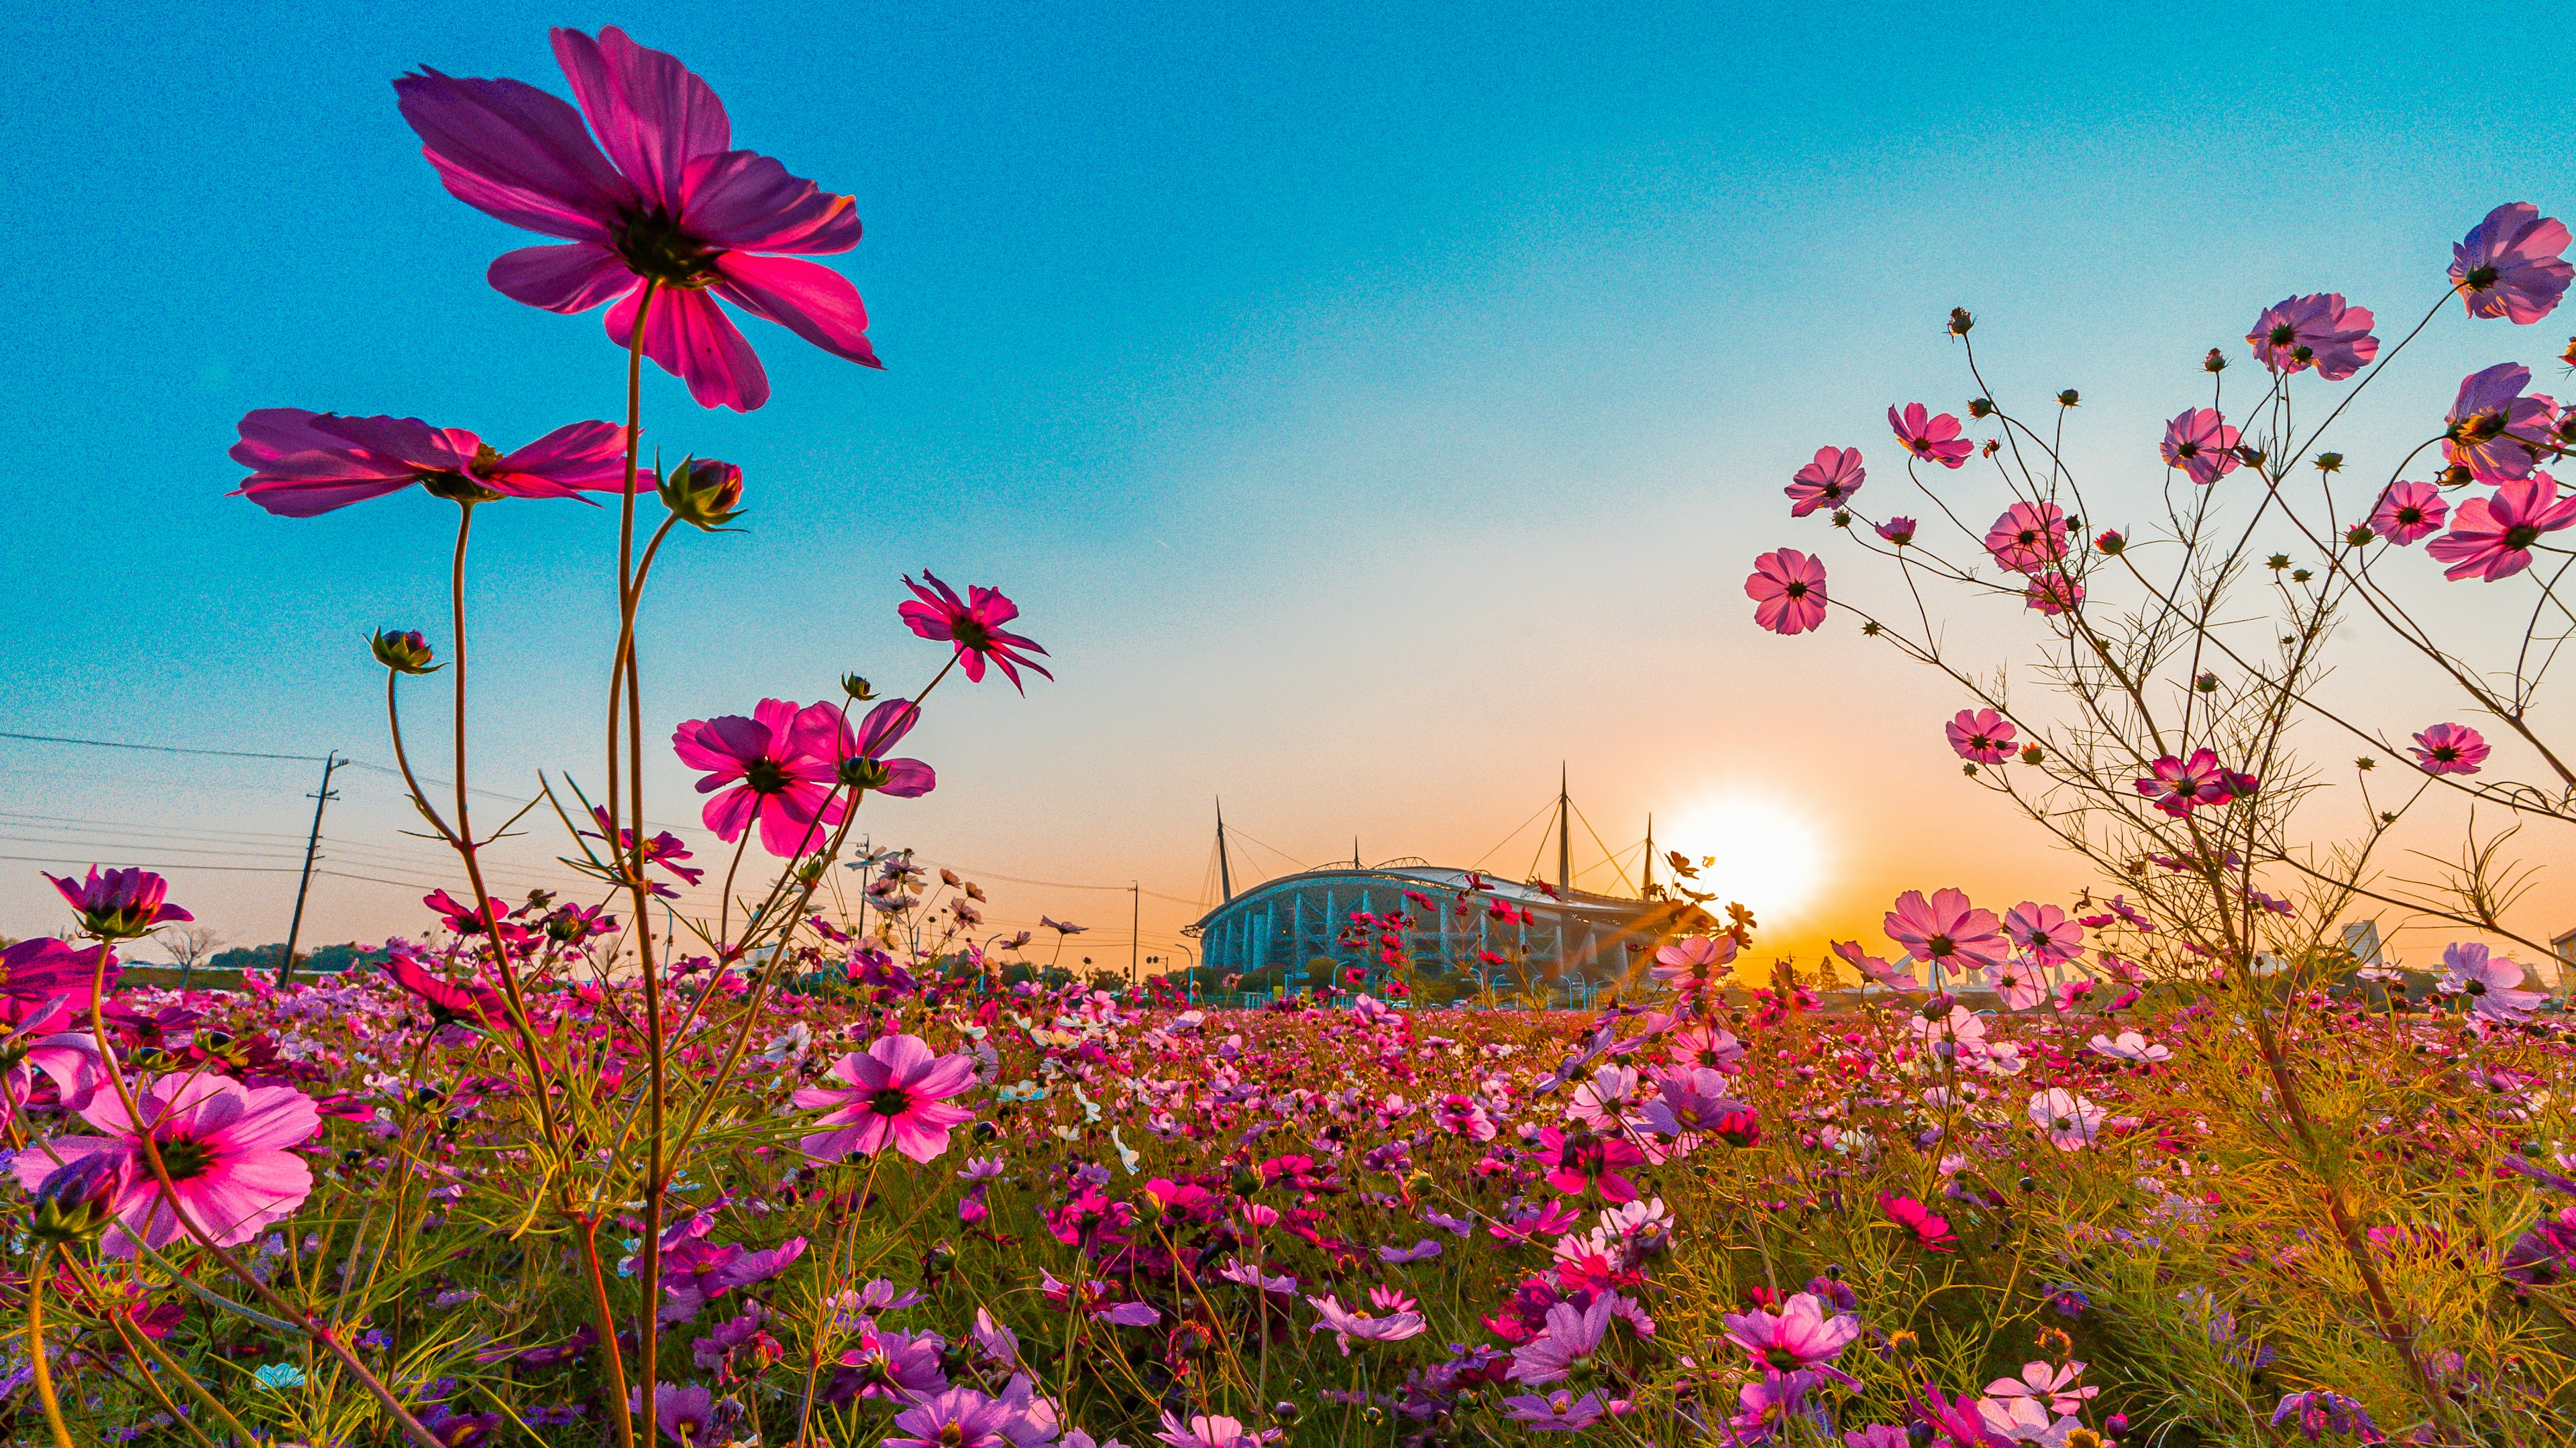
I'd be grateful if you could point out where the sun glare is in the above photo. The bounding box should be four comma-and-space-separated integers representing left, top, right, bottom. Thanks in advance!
1659, 793, 1828, 924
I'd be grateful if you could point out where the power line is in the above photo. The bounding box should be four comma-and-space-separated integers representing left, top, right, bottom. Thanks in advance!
0, 730, 327, 763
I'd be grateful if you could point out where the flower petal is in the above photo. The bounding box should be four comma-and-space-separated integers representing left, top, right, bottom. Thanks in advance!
710, 252, 881, 368
497, 420, 636, 493
394, 69, 630, 241
551, 25, 730, 215
490, 242, 640, 314
608, 286, 771, 412
682, 150, 861, 254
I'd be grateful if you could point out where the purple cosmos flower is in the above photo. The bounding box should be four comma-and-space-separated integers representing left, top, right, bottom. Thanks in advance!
1507, 1293, 1615, 1384
1876, 516, 1918, 545
1377, 1239, 1443, 1264
2438, 942, 2544, 1023
2441, 364, 2559, 483
2161, 408, 2241, 485
2269, 1390, 2385, 1443
1305, 1293, 1426, 1355
1728, 1370, 1831, 1445
2368, 482, 2447, 546
229, 410, 630, 518
827, 1326, 950, 1404
1786, 447, 1866, 517
2408, 723, 2489, 776
902, 572, 1055, 691
2426, 474, 2576, 581
2247, 293, 2378, 379
2452, 203, 2573, 324
888, 1389, 1022, 1448
1642, 1066, 1750, 1137
45, 867, 191, 941
2503, 1208, 2576, 1286
1499, 1390, 1607, 1432
395, 27, 879, 412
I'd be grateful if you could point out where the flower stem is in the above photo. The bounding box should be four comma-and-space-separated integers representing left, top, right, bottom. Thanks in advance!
27, 1244, 75, 1448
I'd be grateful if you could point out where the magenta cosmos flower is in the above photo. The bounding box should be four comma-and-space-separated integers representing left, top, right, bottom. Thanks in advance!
2443, 364, 2559, 484
229, 410, 630, 518
1876, 516, 1917, 545
1785, 446, 1865, 517
2135, 748, 2235, 816
1945, 708, 2015, 764
901, 572, 1054, 691
14, 1073, 318, 1256
395, 26, 879, 413
2023, 574, 2083, 615
1745, 549, 1827, 635
2002, 902, 2082, 966
2245, 293, 2377, 380
673, 699, 850, 856
2452, 202, 2574, 324
46, 867, 191, 940
0, 937, 119, 1034
1889, 403, 1972, 468
2369, 481, 2448, 545
830, 699, 938, 797
2408, 722, 2489, 776
2426, 474, 2576, 581
1883, 888, 2007, 970
794, 1033, 977, 1164
2161, 408, 2241, 485
1982, 500, 2068, 575
1721, 1291, 1862, 1383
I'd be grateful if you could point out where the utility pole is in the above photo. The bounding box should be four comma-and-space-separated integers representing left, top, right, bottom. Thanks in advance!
280, 753, 343, 985
1216, 799, 1234, 902
1130, 882, 1140, 987
1556, 763, 1571, 897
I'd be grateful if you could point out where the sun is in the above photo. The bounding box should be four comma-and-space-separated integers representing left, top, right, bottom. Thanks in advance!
1658, 793, 1829, 925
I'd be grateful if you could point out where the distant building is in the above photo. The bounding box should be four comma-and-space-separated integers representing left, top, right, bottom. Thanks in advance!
2341, 920, 2388, 973
2549, 927, 2576, 991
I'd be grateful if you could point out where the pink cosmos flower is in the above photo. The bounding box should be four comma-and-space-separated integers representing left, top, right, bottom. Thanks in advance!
1786, 447, 1865, 517
673, 699, 849, 856
2001, 903, 2082, 966
2027, 1088, 2104, 1150
382, 950, 509, 1029
901, 572, 1054, 691
2452, 202, 2574, 324
228, 410, 629, 518
0, 936, 119, 1032
1721, 1292, 1862, 1384
2135, 748, 2232, 816
46, 867, 193, 941
2089, 1031, 2171, 1064
13, 1073, 319, 1256
1829, 939, 1920, 991
1889, 404, 1972, 468
887, 1388, 1020, 1448
586, 807, 706, 886
2161, 408, 2241, 485
1883, 889, 2008, 971
2369, 481, 2449, 546
1876, 516, 1918, 546
825, 699, 938, 797
2438, 942, 2544, 1023
2245, 293, 2378, 380
396, 27, 878, 413
2442, 364, 2559, 483
794, 1033, 978, 1164
1650, 934, 1737, 991
2023, 574, 2084, 616
1536, 1126, 1645, 1203
2408, 722, 2489, 776
2426, 474, 2576, 581
1157, 1412, 1274, 1448
1746, 549, 1827, 635
1982, 501, 2068, 575
1880, 1193, 1955, 1251
1981, 959, 2045, 1012
1946, 709, 2017, 764
1306, 1293, 1429, 1355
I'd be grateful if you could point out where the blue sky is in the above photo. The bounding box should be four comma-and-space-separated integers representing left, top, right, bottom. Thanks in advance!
3, 0, 2569, 964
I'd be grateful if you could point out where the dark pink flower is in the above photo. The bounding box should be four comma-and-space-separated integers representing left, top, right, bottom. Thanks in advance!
1883, 888, 2006, 970
2245, 293, 2377, 380
794, 1034, 978, 1163
1945, 708, 2015, 764
13, 1074, 319, 1256
2408, 723, 2489, 776
822, 700, 938, 797
46, 868, 191, 941
382, 950, 508, 1029
1982, 501, 2068, 575
2426, 474, 2576, 581
2452, 203, 2574, 324
1888, 404, 1972, 469
2135, 748, 2232, 816
1745, 549, 1827, 635
585, 807, 706, 885
2160, 408, 2241, 485
672, 700, 848, 856
2442, 364, 2559, 483
229, 410, 630, 518
2369, 482, 2448, 546
1785, 447, 1865, 517
2023, 574, 2083, 615
1876, 516, 1917, 546
1879, 1193, 1955, 1251
0, 938, 119, 1034
2002, 903, 2083, 967
395, 27, 879, 413
900, 572, 1053, 691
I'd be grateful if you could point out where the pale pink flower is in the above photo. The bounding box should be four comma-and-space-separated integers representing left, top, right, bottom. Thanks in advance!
1946, 708, 2016, 764
1830, 939, 1919, 992
1786, 447, 1866, 517
2245, 293, 2377, 379
2427, 474, 2576, 581
2023, 574, 2084, 616
1982, 960, 2045, 1012
2438, 942, 2544, 1023
1883, 889, 2007, 970
2026, 1089, 2104, 1150
2369, 482, 2448, 545
13, 1074, 319, 1256
2452, 202, 2574, 323
1746, 549, 1828, 635
1305, 1293, 1427, 1355
2441, 364, 2559, 483
2408, 723, 2489, 776
1889, 403, 1972, 468
1986, 1359, 2097, 1417
2161, 408, 2240, 485
2088, 1032, 2169, 1065
1650, 934, 1737, 991
2001, 903, 2082, 966
1983, 501, 2069, 575
794, 1034, 978, 1164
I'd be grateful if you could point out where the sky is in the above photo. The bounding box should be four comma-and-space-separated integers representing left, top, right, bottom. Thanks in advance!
2, 0, 2571, 974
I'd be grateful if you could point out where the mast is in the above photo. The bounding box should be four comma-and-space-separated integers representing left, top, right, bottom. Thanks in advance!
1216, 798, 1234, 902
1556, 763, 1571, 897
1643, 813, 1654, 899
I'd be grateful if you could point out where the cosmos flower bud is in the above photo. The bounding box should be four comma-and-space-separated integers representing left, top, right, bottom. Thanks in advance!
2094, 531, 2125, 555
2344, 524, 2376, 547
2056, 390, 2080, 407
1947, 307, 1974, 336
1967, 398, 1994, 419
839, 756, 894, 791
2313, 451, 2343, 474
657, 456, 745, 530
842, 674, 877, 702
29, 1154, 118, 1244
370, 628, 441, 675
2204, 347, 2229, 373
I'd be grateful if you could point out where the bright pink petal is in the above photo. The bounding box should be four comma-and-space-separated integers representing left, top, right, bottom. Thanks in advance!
550, 26, 731, 215
608, 286, 771, 412
497, 420, 637, 492
682, 150, 863, 254
490, 242, 640, 313
700, 785, 761, 844
393, 70, 631, 241
710, 253, 881, 368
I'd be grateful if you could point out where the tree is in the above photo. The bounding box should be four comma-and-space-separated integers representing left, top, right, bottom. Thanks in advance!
161, 924, 223, 990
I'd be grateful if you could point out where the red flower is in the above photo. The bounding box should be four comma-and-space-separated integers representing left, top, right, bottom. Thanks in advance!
1880, 1194, 1956, 1251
